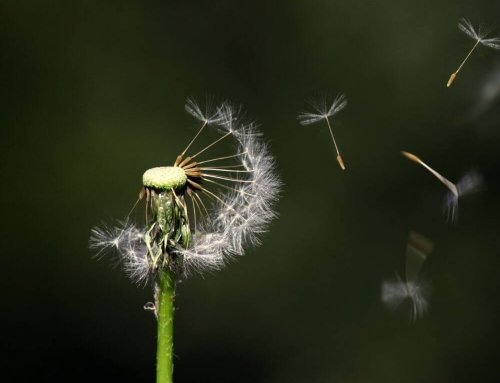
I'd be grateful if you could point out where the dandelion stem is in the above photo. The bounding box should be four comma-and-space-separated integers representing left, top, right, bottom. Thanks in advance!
156, 267, 175, 383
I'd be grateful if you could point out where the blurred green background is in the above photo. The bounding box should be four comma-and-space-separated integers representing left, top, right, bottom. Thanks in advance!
2, 1, 500, 382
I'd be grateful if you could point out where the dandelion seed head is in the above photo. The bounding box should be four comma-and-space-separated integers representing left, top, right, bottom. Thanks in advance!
90, 98, 281, 281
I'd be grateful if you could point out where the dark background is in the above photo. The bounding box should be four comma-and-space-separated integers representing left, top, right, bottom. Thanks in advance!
2, 1, 500, 382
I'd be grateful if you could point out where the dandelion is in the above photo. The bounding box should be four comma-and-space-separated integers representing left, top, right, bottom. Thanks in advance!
381, 231, 433, 321
447, 17, 500, 87
89, 98, 281, 383
401, 151, 483, 223
297, 94, 348, 170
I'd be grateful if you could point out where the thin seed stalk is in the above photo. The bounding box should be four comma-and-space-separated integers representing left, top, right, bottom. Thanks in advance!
156, 267, 176, 383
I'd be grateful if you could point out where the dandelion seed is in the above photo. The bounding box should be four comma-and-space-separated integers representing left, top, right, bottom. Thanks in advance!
298, 94, 348, 170
381, 231, 433, 321
401, 151, 483, 223
447, 18, 500, 87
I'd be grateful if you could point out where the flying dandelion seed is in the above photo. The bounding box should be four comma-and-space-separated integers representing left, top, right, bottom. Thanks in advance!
381, 231, 433, 321
297, 94, 348, 170
89, 98, 281, 383
401, 151, 484, 223
447, 18, 500, 87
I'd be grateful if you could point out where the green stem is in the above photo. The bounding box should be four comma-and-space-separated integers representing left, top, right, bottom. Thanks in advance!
156, 267, 176, 383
